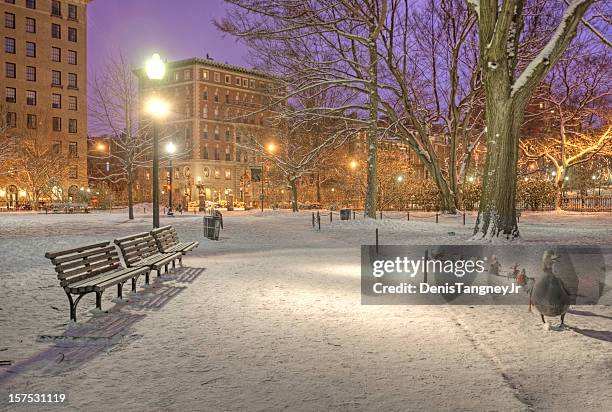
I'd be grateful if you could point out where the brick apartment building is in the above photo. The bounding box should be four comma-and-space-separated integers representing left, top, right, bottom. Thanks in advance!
136, 57, 278, 208
1, 0, 90, 209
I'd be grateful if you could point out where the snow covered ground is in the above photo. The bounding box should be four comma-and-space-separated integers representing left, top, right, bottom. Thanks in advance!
0, 209, 611, 411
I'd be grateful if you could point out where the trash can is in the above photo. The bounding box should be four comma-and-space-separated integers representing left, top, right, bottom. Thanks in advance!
340, 208, 352, 220
203, 214, 222, 240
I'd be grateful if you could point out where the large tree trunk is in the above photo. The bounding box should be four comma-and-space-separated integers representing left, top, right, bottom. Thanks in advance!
288, 177, 298, 212
127, 167, 134, 220
554, 170, 564, 211
474, 97, 526, 239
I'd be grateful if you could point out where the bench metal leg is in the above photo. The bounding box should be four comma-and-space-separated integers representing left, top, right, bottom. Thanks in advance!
145, 271, 150, 285
165, 263, 169, 273
117, 283, 123, 300
132, 277, 137, 292
95, 291, 103, 310
179, 256, 183, 267
172, 260, 176, 269
65, 291, 86, 322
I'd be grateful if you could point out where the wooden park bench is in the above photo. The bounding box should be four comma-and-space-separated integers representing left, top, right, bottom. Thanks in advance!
45, 242, 151, 321
150, 226, 199, 255
114, 232, 183, 276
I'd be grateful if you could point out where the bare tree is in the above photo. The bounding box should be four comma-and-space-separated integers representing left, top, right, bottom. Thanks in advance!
466, 0, 596, 239
218, 0, 388, 218
11, 137, 66, 209
521, 44, 611, 208
90, 54, 152, 219
0, 102, 19, 173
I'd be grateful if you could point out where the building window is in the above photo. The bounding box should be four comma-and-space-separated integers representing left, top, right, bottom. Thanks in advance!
225, 129, 231, 141
202, 143, 209, 159
67, 50, 76, 65
25, 17, 36, 33
5, 87, 16, 103
67, 73, 77, 89
25, 41, 36, 57
68, 118, 77, 133
26, 114, 36, 129
224, 74, 230, 84
26, 0, 36, 9
5, 13, 15, 29
6, 112, 16, 127
52, 1, 62, 17
249, 79, 255, 89
69, 139, 81, 157
52, 140, 61, 155
51, 47, 61, 62
225, 147, 231, 161
214, 168, 220, 178
51, 23, 61, 39
52, 70, 61, 86
242, 78, 248, 87
68, 27, 77, 42
5, 37, 15, 53
214, 144, 220, 160
25, 66, 36, 81
213, 72, 220, 82
184, 69, 191, 80
5, 62, 15, 78
69, 166, 77, 179
202, 105, 208, 118
214, 107, 219, 119
235, 77, 241, 86
214, 125, 219, 140
26, 90, 36, 105
201, 69, 208, 80
52, 93, 61, 108
52, 116, 61, 131
5, 0, 15, 4
68, 95, 77, 110
68, 4, 77, 20
225, 169, 231, 179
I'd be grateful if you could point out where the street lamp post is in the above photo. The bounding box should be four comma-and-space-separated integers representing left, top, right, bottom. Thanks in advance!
261, 143, 276, 212
145, 53, 167, 228
166, 142, 176, 215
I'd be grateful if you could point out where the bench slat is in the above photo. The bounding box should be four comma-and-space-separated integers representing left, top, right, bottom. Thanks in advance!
54, 251, 119, 273
45, 242, 111, 260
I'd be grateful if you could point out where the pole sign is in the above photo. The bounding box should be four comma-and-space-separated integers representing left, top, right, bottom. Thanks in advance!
251, 166, 262, 182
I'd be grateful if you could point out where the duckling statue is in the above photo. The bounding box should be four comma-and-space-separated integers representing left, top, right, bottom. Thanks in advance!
529, 250, 571, 325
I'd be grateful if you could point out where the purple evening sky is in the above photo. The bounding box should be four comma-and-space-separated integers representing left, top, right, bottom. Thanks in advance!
87, 0, 249, 132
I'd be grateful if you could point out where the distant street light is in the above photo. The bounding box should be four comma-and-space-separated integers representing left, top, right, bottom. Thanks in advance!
349, 159, 358, 170
396, 175, 404, 183
166, 142, 176, 215
145, 53, 167, 228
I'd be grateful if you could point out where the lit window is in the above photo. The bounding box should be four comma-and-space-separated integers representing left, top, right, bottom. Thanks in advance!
52, 93, 61, 108
51, 47, 61, 62
68, 27, 77, 42
51, 23, 61, 39
67, 50, 77, 65
5, 13, 15, 29
68, 142, 78, 158
5, 62, 15, 78
225, 169, 231, 179
5, 87, 16, 103
25, 66, 36, 81
26, 90, 36, 105
25, 17, 36, 33
201, 69, 208, 80
213, 72, 220, 82
5, 37, 15, 53
25, 41, 36, 57
52, 70, 61, 86
68, 4, 77, 20
67, 73, 77, 88
68, 96, 77, 110
51, 1, 62, 17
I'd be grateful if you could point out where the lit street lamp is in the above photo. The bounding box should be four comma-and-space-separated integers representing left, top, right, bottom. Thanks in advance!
166, 141, 176, 215
145, 53, 167, 228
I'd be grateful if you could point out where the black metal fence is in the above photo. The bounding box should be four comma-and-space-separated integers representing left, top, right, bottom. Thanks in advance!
406, 196, 612, 212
